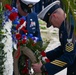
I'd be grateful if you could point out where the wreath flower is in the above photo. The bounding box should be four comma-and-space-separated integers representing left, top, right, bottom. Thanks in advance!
5, 4, 12, 11
4, 4, 50, 62
9, 12, 18, 21
1, 4, 13, 74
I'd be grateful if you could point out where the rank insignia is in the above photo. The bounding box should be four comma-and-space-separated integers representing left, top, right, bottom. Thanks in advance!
66, 39, 74, 52
51, 60, 67, 67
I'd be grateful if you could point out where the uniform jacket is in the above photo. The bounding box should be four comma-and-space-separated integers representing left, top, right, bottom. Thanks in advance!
26, 12, 42, 42
44, 19, 76, 75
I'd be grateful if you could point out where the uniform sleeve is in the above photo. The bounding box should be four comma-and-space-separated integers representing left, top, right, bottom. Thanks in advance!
46, 46, 63, 61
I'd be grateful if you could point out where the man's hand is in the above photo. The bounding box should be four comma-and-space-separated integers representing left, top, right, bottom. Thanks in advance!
32, 61, 43, 73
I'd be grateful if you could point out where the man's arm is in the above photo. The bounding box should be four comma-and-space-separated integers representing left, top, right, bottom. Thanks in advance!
46, 46, 63, 61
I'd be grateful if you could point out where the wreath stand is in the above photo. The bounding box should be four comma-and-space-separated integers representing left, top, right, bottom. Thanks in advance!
13, 46, 42, 75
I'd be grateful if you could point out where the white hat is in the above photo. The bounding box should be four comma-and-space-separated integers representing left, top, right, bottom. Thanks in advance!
21, 0, 40, 5
38, 0, 60, 20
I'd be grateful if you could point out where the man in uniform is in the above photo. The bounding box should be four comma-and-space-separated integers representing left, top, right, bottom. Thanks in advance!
13, 0, 42, 75
67, 10, 76, 75
32, 1, 76, 75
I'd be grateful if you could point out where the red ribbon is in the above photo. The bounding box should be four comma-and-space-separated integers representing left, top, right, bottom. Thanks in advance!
15, 42, 20, 58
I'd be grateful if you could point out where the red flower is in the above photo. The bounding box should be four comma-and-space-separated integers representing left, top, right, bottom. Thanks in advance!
16, 24, 21, 30
21, 39, 27, 44
45, 58, 50, 63
24, 30, 28, 33
41, 51, 46, 57
45, 72, 48, 75
20, 19, 25, 25
21, 26, 28, 33
5, 4, 12, 11
9, 12, 18, 21
16, 33, 21, 40
22, 67, 28, 74
32, 43, 36, 46
23, 36, 27, 39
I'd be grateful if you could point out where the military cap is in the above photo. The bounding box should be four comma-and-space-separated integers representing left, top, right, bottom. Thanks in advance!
19, 0, 40, 12
38, 1, 60, 27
